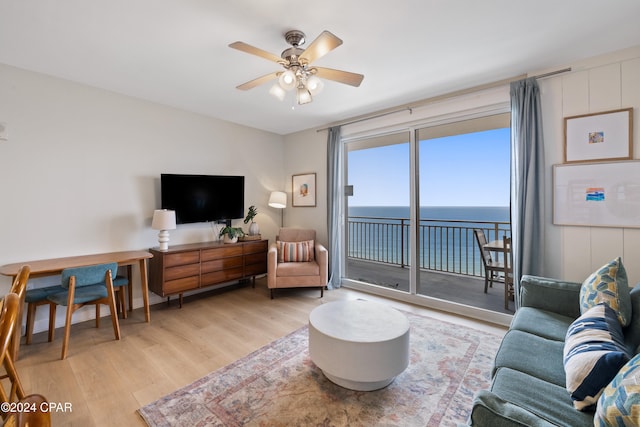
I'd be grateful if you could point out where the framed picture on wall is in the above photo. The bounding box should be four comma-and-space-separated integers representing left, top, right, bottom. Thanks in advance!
563, 108, 633, 163
553, 160, 640, 228
292, 173, 316, 207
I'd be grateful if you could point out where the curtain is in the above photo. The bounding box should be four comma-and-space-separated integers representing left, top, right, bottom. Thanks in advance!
510, 78, 545, 308
326, 126, 343, 289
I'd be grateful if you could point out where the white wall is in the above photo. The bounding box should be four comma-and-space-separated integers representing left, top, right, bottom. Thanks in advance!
540, 46, 640, 284
281, 128, 329, 245
0, 63, 286, 331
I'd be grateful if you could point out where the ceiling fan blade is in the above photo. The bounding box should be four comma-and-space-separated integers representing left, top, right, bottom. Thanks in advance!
299, 31, 343, 65
236, 72, 279, 90
229, 41, 283, 64
314, 67, 364, 87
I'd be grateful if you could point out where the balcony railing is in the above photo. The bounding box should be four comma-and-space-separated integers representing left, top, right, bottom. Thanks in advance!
347, 216, 510, 278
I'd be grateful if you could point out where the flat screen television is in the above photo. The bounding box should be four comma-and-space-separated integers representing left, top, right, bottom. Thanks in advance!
160, 174, 244, 224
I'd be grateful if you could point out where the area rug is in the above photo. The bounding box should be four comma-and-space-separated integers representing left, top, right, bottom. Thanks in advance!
138, 309, 503, 427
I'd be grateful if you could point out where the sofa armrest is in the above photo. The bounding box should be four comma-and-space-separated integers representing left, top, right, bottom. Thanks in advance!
519, 275, 581, 318
316, 243, 328, 286
469, 390, 556, 427
267, 243, 278, 288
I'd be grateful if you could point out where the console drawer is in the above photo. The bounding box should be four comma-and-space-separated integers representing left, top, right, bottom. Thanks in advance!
201, 246, 243, 261
164, 276, 199, 294
165, 251, 200, 267
202, 256, 243, 273
201, 267, 244, 286
165, 264, 200, 281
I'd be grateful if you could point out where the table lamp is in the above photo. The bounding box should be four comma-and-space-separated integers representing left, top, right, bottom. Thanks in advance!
151, 209, 176, 251
268, 191, 287, 227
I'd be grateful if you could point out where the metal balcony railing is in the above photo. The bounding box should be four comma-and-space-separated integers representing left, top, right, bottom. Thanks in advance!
347, 216, 511, 278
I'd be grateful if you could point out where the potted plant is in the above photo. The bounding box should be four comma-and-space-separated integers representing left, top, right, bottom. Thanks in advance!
219, 226, 244, 244
244, 205, 259, 236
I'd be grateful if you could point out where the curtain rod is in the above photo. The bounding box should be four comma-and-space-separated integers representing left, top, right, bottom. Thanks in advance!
316, 67, 572, 132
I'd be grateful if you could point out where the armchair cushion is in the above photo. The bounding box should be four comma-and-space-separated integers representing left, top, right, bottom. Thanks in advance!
275, 261, 320, 277
278, 240, 315, 263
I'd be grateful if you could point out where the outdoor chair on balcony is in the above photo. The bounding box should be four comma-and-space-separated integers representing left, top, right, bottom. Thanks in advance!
267, 228, 328, 299
473, 229, 505, 293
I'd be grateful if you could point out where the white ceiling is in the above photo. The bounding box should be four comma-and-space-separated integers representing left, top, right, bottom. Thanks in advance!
1, 1, 640, 135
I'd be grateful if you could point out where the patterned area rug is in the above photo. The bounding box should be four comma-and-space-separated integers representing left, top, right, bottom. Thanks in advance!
138, 309, 503, 426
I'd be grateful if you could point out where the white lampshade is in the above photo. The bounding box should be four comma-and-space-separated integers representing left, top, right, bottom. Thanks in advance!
269, 83, 286, 101
306, 75, 324, 96
151, 209, 176, 230
278, 70, 297, 91
296, 86, 312, 105
151, 209, 176, 251
268, 191, 287, 209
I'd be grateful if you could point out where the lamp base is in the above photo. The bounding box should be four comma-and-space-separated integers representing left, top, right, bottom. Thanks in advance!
157, 230, 170, 251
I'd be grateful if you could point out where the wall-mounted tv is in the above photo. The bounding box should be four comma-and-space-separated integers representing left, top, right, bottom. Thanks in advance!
160, 174, 244, 224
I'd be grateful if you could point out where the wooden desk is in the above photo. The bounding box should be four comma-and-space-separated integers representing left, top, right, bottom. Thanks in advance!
0, 250, 153, 322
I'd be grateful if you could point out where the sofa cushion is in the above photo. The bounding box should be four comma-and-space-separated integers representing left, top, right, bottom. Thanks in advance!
623, 285, 640, 355
275, 261, 320, 277
493, 330, 566, 387
595, 353, 640, 426
481, 367, 593, 427
580, 257, 631, 327
563, 304, 631, 411
509, 307, 574, 342
278, 240, 315, 263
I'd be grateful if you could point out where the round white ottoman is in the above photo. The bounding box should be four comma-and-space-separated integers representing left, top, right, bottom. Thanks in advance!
308, 300, 410, 391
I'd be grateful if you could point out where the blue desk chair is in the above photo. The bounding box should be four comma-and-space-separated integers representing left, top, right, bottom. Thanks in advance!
47, 263, 121, 360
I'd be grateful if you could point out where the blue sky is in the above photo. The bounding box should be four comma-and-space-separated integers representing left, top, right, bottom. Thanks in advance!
347, 128, 510, 207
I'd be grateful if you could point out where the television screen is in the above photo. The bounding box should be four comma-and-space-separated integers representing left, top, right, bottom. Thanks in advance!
161, 174, 244, 224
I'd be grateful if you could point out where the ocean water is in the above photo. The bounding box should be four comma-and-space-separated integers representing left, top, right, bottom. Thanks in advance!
347, 206, 510, 274
348, 206, 509, 222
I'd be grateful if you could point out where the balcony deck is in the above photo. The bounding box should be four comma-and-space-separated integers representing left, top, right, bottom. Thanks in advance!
347, 258, 515, 314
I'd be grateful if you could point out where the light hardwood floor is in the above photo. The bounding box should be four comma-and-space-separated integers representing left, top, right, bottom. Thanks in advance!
13, 277, 506, 426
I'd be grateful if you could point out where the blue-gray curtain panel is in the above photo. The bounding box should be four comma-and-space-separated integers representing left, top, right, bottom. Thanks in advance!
510, 77, 546, 308
326, 126, 343, 289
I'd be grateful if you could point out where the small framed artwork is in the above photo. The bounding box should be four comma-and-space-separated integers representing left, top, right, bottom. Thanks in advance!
292, 173, 316, 207
564, 108, 633, 163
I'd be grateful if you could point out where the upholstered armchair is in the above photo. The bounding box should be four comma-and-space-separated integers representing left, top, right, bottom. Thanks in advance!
267, 228, 328, 299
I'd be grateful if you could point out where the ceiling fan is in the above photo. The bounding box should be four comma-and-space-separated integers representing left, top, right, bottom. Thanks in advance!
229, 30, 364, 104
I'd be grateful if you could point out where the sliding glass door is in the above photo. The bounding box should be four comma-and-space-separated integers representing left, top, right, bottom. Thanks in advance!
342, 113, 512, 313
345, 131, 411, 292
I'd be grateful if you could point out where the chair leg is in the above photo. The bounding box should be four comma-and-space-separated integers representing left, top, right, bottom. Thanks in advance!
320, 287, 324, 298
25, 303, 35, 345
47, 303, 56, 342
270, 289, 274, 299
118, 288, 127, 319
4, 354, 25, 401
105, 272, 121, 341
95, 304, 100, 328
483, 273, 489, 293
61, 280, 76, 360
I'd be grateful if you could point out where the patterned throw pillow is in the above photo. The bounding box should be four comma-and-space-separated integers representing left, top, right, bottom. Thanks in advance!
595, 353, 640, 426
278, 240, 315, 263
580, 257, 632, 327
563, 304, 631, 411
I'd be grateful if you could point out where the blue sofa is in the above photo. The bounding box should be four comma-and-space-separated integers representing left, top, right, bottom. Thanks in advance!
468, 274, 640, 426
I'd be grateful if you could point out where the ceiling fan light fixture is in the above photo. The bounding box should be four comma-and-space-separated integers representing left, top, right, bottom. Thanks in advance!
306, 75, 324, 96
269, 83, 286, 101
296, 86, 312, 105
278, 70, 297, 91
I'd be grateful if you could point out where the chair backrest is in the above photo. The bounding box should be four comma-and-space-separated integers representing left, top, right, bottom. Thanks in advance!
503, 236, 513, 278
9, 266, 30, 301
473, 229, 492, 264
0, 294, 19, 362
61, 263, 118, 289
278, 228, 316, 243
